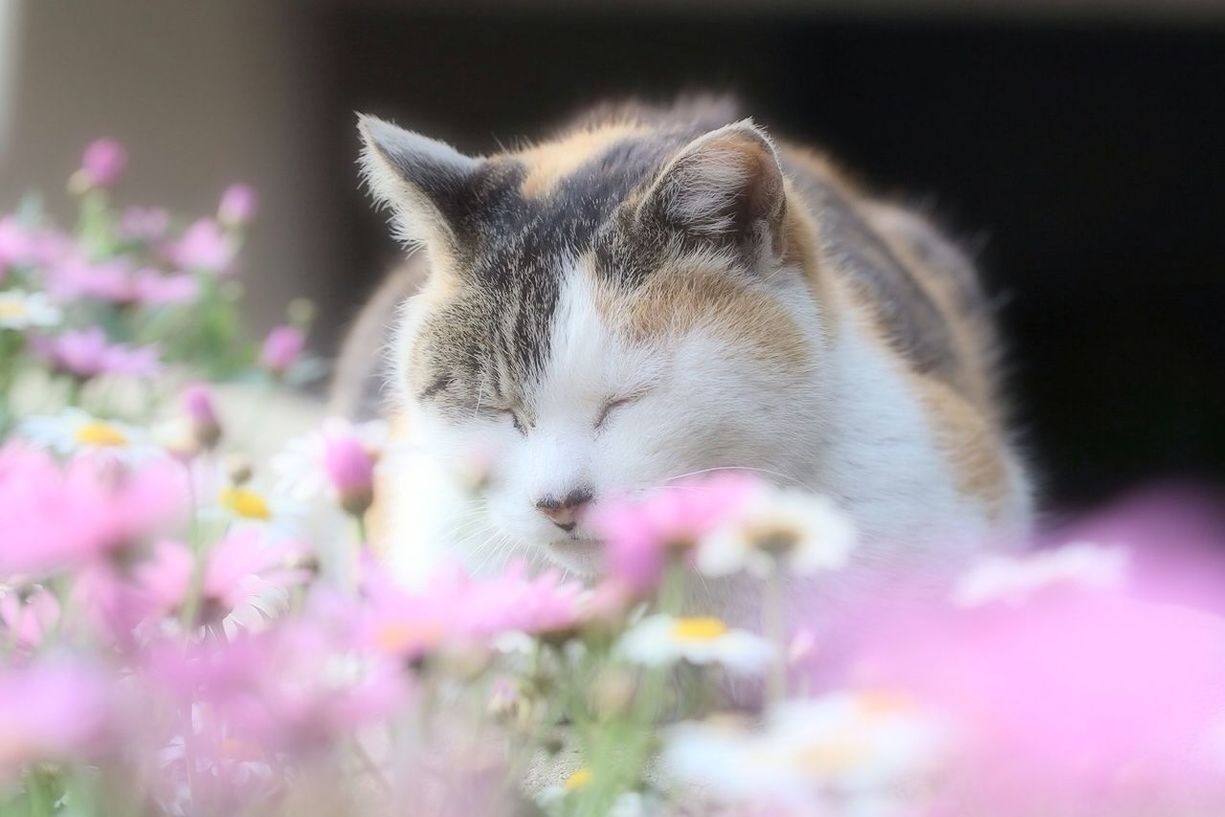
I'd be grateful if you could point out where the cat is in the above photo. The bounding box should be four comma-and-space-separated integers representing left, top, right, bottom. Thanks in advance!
334, 96, 1032, 587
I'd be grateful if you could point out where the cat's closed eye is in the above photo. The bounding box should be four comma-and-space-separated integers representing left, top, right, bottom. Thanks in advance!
594, 393, 645, 430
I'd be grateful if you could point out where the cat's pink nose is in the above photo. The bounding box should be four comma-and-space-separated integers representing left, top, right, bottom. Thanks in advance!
536, 488, 594, 532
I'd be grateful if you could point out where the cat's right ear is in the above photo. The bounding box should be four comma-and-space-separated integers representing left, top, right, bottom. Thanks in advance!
357, 114, 480, 260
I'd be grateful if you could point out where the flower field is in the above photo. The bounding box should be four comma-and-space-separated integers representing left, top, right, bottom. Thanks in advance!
1, 143, 1224, 817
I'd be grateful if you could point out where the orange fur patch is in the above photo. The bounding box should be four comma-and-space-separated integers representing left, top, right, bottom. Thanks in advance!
517, 125, 645, 199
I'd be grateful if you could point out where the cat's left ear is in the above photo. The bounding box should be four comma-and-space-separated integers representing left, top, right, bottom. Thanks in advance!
637, 119, 786, 262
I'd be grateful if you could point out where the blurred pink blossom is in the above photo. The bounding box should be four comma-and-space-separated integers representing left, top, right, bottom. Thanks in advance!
0, 586, 60, 649
119, 206, 170, 242
591, 472, 758, 591
218, 183, 258, 226
48, 256, 196, 306
33, 327, 160, 379
0, 444, 185, 577
0, 659, 114, 779
181, 382, 221, 448
166, 218, 235, 272
323, 425, 375, 516
258, 324, 305, 376
78, 138, 127, 188
0, 217, 69, 272
137, 532, 312, 626
360, 561, 583, 660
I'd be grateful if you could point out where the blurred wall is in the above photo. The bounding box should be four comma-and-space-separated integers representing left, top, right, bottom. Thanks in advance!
0, 0, 338, 335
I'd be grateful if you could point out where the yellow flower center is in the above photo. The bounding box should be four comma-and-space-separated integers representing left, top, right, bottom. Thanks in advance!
373, 620, 443, 654
74, 421, 129, 447
219, 486, 271, 520
671, 616, 728, 642
0, 301, 27, 320
563, 768, 593, 792
791, 738, 868, 776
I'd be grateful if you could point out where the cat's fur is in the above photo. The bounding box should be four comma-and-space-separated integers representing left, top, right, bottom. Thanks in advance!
337, 96, 1032, 585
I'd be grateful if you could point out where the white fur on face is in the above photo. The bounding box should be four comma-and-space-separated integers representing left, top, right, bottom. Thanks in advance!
398, 259, 829, 577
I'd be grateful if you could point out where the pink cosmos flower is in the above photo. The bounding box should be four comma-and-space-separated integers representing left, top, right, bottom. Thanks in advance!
0, 585, 60, 649
591, 472, 758, 591
50, 255, 198, 307
136, 532, 312, 627
34, 327, 160, 379
360, 561, 584, 659
258, 324, 305, 376
78, 138, 127, 188
218, 184, 258, 226
140, 617, 405, 762
48, 256, 134, 302
166, 218, 235, 272
119, 206, 170, 242
323, 425, 375, 516
0, 659, 114, 780
0, 444, 185, 578
132, 269, 198, 305
0, 217, 68, 272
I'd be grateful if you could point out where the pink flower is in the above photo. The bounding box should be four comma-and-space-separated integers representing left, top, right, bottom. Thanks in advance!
136, 532, 312, 626
218, 184, 258, 226
258, 324, 305, 376
34, 327, 160, 379
48, 256, 136, 303
0, 659, 114, 779
181, 382, 221, 448
0, 218, 68, 272
165, 218, 235, 272
591, 473, 758, 591
0, 444, 185, 577
131, 269, 198, 305
0, 585, 60, 649
360, 561, 584, 659
323, 425, 375, 516
78, 138, 127, 188
119, 206, 170, 242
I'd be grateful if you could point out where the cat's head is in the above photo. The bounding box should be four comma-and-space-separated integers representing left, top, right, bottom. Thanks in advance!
359, 111, 826, 574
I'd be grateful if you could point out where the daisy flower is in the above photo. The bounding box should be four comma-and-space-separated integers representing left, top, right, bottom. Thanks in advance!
0, 290, 61, 330
696, 485, 856, 579
662, 691, 948, 812
952, 541, 1128, 607
617, 613, 775, 675
20, 408, 159, 462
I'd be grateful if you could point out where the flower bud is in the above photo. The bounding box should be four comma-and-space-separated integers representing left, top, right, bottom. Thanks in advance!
181, 383, 221, 449
258, 324, 305, 377
323, 428, 375, 517
218, 184, 258, 226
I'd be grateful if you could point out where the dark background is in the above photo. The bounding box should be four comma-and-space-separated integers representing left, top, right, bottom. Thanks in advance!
313, 8, 1225, 515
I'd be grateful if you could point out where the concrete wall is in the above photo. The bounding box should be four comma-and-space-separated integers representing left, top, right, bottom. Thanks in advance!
0, 0, 337, 339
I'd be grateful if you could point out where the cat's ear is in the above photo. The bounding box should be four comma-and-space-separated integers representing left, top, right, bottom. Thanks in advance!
637, 119, 786, 262
358, 114, 480, 258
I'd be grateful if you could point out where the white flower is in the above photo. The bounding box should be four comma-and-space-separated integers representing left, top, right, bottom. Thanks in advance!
952, 541, 1128, 607
617, 614, 775, 675
19, 408, 159, 461
0, 290, 61, 330
662, 691, 948, 815
270, 417, 389, 503
697, 485, 856, 579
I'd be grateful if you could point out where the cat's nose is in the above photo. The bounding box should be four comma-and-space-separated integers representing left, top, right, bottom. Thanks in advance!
536, 488, 594, 532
